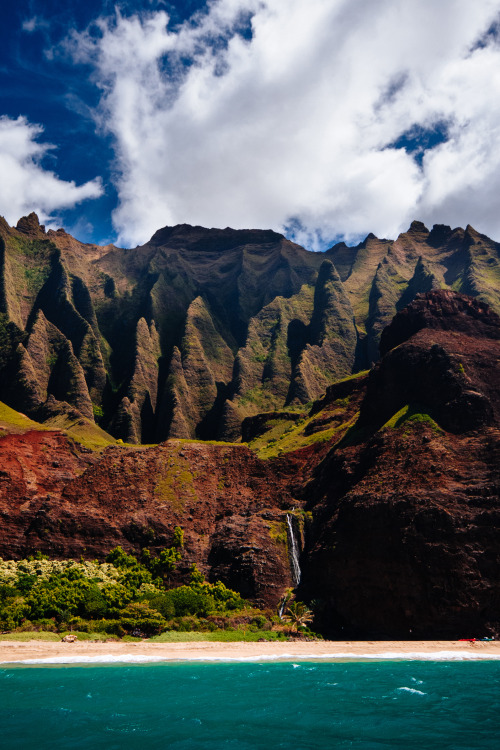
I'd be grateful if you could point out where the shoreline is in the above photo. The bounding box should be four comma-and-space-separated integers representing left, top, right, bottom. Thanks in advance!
2, 639, 500, 665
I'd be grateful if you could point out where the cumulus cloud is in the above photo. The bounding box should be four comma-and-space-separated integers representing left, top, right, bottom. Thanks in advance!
0, 116, 103, 226
69, 0, 500, 247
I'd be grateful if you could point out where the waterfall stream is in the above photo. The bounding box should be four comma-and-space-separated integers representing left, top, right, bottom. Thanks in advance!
286, 513, 301, 586
277, 597, 286, 619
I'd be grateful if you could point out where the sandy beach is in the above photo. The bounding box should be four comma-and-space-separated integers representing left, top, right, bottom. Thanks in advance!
1, 639, 500, 664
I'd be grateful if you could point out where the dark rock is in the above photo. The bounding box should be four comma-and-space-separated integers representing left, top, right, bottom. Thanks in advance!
299, 290, 500, 637
380, 289, 500, 356
16, 213, 45, 236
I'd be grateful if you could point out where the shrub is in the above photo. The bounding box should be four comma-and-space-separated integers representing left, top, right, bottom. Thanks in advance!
117, 602, 166, 635
81, 586, 108, 618
141, 592, 176, 619
169, 586, 215, 617
0, 540, 260, 638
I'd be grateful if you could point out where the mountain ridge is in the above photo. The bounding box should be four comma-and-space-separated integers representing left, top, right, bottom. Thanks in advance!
1, 212, 499, 444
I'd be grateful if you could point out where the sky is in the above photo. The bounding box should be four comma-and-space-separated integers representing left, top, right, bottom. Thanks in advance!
1, 0, 500, 250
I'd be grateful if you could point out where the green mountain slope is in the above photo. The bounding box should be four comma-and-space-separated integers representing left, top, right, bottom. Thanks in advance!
1, 213, 499, 443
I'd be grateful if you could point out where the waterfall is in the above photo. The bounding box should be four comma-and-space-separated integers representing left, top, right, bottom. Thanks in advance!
286, 513, 301, 586
278, 597, 286, 619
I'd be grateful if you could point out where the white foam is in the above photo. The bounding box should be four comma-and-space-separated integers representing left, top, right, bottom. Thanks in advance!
397, 687, 426, 695
1, 650, 500, 665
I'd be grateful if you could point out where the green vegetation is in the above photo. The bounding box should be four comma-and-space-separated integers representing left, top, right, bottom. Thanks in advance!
154, 454, 197, 511
24, 265, 50, 295
148, 630, 286, 643
0, 401, 45, 432
0, 399, 117, 451
243, 370, 368, 459
41, 412, 118, 451
238, 385, 284, 411
0, 314, 26, 373
382, 404, 444, 434
331, 369, 370, 385
8, 236, 52, 298
267, 520, 288, 548
0, 631, 65, 642
92, 404, 104, 420
249, 406, 358, 459
0, 535, 304, 639
3, 218, 500, 451
282, 601, 314, 631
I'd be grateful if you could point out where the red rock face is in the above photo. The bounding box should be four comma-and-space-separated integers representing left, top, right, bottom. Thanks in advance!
0, 433, 301, 608
300, 292, 500, 637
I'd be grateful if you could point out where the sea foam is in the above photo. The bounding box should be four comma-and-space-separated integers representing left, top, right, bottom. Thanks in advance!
2, 649, 500, 665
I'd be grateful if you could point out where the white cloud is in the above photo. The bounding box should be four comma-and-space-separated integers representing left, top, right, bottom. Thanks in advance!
22, 17, 39, 33
0, 116, 103, 227
70, 0, 500, 247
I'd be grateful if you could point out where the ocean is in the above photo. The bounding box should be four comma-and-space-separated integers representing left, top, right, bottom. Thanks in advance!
1, 658, 500, 749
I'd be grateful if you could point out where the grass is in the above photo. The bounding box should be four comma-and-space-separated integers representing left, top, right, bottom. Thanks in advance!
250, 407, 358, 459
267, 520, 287, 546
0, 630, 290, 643
331, 369, 370, 385
0, 400, 248, 454
243, 368, 369, 459
237, 385, 283, 412
0, 631, 135, 642
0, 400, 118, 451
148, 630, 286, 642
0, 631, 61, 642
267, 520, 288, 561
174, 438, 246, 448
382, 404, 444, 434
40, 414, 118, 452
0, 401, 47, 433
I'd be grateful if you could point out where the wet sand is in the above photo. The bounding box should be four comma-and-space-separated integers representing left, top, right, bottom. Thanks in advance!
1, 639, 500, 664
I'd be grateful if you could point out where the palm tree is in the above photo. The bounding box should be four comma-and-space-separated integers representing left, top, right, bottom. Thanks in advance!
282, 601, 314, 631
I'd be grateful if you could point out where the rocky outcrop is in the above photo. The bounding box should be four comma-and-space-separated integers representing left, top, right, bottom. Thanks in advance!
16, 212, 46, 237
300, 291, 500, 637
379, 289, 500, 354
231, 284, 314, 421
3, 312, 94, 420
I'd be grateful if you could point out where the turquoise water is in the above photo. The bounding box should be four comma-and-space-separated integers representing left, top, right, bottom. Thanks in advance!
1, 660, 500, 749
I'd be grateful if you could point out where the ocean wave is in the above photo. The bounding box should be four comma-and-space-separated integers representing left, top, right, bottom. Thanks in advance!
2, 650, 500, 665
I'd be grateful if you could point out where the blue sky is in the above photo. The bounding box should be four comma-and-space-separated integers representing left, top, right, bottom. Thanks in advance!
0, 1, 208, 244
1, 1, 500, 249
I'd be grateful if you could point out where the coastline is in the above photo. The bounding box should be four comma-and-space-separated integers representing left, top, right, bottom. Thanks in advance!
2, 639, 500, 664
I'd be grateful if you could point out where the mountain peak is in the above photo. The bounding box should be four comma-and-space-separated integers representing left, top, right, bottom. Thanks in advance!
361, 232, 378, 246
148, 223, 284, 250
16, 212, 45, 237
407, 220, 429, 234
